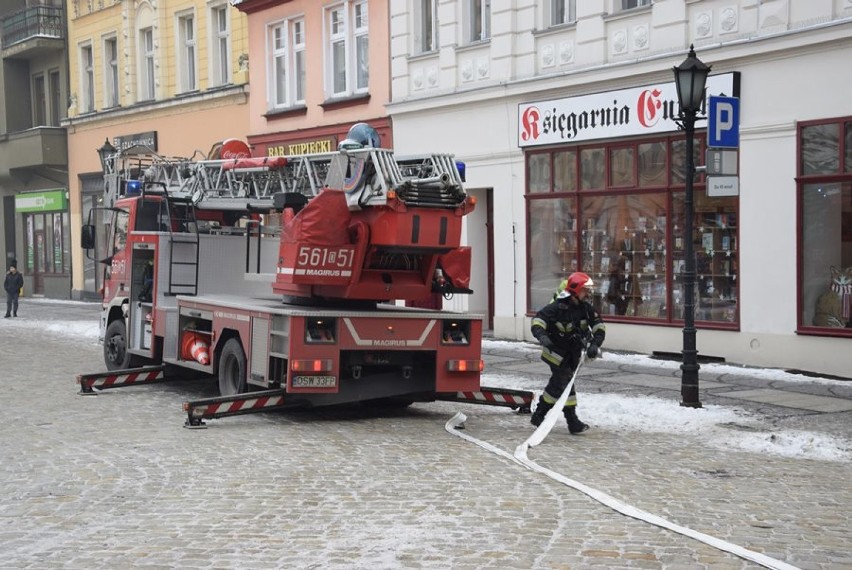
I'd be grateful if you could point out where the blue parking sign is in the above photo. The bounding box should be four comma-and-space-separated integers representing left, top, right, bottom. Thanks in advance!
708, 96, 740, 148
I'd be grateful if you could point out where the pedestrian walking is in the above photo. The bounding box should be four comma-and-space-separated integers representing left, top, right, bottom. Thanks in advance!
4, 264, 23, 318
530, 272, 606, 433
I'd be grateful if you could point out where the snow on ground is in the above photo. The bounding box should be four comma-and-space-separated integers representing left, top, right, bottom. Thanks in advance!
484, 339, 851, 386
483, 340, 851, 463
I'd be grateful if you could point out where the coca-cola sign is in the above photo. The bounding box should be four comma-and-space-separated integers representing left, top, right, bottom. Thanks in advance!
518, 72, 738, 147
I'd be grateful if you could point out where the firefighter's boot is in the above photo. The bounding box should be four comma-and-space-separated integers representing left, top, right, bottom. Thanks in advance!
530, 396, 554, 427
564, 406, 589, 434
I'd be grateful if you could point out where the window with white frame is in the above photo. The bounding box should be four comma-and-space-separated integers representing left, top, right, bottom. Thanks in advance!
177, 13, 197, 92
414, 0, 439, 54
210, 4, 230, 86
104, 36, 119, 107
550, 0, 576, 26
618, 0, 651, 11
271, 23, 287, 107
465, 0, 490, 43
269, 18, 306, 108
325, 1, 369, 98
139, 27, 155, 100
293, 19, 306, 102
80, 43, 94, 112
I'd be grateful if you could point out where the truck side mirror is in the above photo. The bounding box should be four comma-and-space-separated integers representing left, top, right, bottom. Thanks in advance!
81, 224, 96, 250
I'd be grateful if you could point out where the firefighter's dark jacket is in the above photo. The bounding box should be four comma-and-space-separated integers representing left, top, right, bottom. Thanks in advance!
531, 295, 606, 366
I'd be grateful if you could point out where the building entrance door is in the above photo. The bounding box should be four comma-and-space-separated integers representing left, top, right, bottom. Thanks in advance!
32, 228, 45, 294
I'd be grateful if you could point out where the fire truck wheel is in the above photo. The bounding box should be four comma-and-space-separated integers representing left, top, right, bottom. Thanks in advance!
104, 319, 139, 371
218, 338, 248, 396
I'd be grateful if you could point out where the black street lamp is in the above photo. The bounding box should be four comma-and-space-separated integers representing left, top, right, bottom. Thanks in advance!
97, 138, 118, 173
673, 45, 711, 408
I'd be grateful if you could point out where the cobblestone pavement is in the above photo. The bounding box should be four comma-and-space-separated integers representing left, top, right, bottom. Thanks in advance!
0, 299, 849, 569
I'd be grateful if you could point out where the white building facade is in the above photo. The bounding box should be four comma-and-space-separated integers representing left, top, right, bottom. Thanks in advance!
388, 0, 852, 378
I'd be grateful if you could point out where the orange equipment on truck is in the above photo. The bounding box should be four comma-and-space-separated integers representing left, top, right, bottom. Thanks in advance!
77, 124, 532, 426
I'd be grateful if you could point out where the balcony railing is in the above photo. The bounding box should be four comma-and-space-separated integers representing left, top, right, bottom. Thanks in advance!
1, 5, 65, 50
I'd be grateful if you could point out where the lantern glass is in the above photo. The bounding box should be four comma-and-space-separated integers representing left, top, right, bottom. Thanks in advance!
673, 46, 711, 114
97, 138, 117, 172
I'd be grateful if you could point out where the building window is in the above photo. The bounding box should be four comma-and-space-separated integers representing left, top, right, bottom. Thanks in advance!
139, 27, 155, 100
80, 43, 94, 112
798, 117, 852, 333
325, 1, 369, 98
104, 36, 119, 108
177, 13, 197, 93
354, 2, 369, 90
525, 133, 739, 326
33, 73, 46, 126
414, 0, 439, 54
618, 0, 651, 11
211, 4, 230, 86
550, 0, 576, 26
270, 18, 306, 108
49, 69, 61, 125
293, 19, 306, 102
271, 23, 287, 107
465, 0, 490, 43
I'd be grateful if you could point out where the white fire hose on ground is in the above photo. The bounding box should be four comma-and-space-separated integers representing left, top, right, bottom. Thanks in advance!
445, 349, 799, 570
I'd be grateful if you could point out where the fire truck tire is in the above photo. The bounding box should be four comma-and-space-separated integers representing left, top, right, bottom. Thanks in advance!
104, 319, 142, 371
218, 338, 248, 396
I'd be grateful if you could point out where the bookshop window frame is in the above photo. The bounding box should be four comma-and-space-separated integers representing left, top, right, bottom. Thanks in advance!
526, 132, 740, 329
797, 116, 852, 336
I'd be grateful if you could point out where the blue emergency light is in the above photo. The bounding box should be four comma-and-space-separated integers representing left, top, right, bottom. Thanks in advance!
455, 161, 466, 182
126, 180, 142, 196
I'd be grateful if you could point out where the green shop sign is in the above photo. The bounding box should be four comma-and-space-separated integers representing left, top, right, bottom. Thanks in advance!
15, 189, 68, 213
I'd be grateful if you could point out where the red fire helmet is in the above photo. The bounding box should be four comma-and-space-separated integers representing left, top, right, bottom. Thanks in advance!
564, 272, 595, 297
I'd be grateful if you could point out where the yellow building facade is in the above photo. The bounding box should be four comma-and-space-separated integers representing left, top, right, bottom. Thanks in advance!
64, 0, 251, 299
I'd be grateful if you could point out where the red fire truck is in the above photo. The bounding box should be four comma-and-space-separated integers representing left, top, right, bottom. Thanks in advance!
77, 124, 532, 426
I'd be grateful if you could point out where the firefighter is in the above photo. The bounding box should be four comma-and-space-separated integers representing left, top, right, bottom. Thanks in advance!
530, 272, 606, 434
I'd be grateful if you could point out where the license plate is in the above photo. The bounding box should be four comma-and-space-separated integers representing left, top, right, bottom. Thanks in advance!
292, 375, 337, 388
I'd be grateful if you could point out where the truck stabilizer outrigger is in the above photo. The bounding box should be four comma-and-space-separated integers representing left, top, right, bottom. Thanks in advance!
76, 365, 532, 428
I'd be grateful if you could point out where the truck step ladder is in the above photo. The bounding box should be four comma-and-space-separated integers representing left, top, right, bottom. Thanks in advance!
167, 232, 200, 296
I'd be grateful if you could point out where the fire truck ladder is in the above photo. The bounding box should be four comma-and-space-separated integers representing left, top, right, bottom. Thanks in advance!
394, 153, 467, 207
281, 153, 335, 196
177, 156, 296, 209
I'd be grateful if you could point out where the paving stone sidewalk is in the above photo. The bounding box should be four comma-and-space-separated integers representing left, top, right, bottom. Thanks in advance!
0, 299, 849, 569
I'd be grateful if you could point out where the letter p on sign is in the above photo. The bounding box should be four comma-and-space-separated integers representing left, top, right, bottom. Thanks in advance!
708, 96, 740, 148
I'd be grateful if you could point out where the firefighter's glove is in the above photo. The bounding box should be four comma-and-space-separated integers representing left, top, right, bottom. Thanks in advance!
540, 335, 555, 351
586, 341, 600, 359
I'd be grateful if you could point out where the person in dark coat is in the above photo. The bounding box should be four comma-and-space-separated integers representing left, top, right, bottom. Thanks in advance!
530, 272, 606, 433
4, 264, 24, 318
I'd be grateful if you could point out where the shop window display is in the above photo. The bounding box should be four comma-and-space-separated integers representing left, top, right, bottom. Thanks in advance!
581, 193, 667, 318
525, 134, 739, 326
672, 191, 738, 323
799, 117, 852, 332
528, 196, 577, 310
